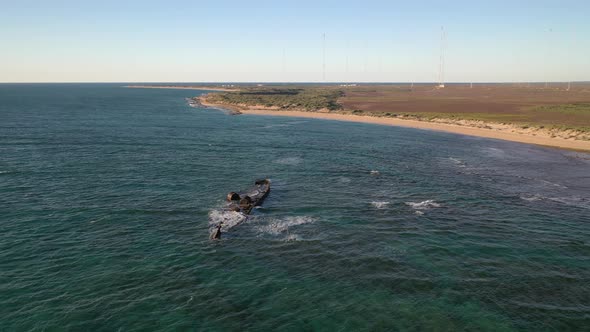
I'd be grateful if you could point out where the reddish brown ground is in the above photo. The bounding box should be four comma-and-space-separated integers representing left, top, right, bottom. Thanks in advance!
340, 83, 590, 113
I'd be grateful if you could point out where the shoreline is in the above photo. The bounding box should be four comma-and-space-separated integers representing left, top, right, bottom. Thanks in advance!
198, 97, 590, 152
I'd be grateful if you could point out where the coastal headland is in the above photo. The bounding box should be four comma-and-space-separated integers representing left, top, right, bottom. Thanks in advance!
133, 84, 590, 151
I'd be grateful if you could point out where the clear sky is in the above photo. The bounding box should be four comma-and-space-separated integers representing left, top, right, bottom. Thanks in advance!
1, 0, 589, 83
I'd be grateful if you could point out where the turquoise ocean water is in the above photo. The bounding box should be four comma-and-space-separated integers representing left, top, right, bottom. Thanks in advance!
1, 84, 589, 331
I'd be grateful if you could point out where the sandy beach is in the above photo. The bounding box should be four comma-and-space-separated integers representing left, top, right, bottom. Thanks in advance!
198, 97, 590, 152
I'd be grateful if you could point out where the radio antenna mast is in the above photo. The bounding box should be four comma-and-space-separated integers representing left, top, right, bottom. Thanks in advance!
437, 26, 446, 88
282, 48, 286, 80
322, 33, 326, 82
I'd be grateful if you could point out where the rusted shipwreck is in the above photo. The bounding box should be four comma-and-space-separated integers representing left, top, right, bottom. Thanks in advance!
210, 179, 271, 239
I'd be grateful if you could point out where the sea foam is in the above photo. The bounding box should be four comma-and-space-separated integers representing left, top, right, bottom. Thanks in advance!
208, 210, 247, 230
405, 200, 441, 210
256, 216, 316, 235
371, 201, 390, 209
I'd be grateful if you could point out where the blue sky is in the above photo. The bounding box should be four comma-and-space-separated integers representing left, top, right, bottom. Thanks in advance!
1, 0, 589, 82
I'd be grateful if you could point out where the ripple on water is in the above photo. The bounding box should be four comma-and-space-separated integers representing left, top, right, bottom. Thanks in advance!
255, 216, 317, 236
273, 156, 303, 165
3, 85, 590, 331
338, 177, 351, 183
448, 157, 467, 168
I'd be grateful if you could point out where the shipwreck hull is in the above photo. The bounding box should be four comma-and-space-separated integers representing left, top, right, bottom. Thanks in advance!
210, 179, 271, 239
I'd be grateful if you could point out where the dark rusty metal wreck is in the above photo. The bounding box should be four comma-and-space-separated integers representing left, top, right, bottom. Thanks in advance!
210, 179, 271, 239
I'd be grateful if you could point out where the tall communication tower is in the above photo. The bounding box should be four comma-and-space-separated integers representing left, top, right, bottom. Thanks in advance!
282, 48, 286, 77
437, 26, 446, 88
322, 33, 326, 82
345, 39, 350, 74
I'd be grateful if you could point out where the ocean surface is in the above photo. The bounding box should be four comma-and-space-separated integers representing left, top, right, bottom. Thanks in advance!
1, 84, 589, 331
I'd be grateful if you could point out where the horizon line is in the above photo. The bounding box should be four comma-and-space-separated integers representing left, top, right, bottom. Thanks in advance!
1, 81, 588, 84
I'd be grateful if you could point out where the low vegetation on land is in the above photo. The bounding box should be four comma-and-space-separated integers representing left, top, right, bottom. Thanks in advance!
345, 104, 590, 134
205, 84, 590, 138
207, 87, 343, 111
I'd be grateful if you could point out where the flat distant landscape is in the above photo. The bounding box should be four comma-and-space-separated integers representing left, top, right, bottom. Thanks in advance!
136, 82, 589, 150
339, 83, 590, 131
139, 82, 590, 132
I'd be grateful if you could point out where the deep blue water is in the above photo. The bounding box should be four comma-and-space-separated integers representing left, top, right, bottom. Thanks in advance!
1, 84, 589, 331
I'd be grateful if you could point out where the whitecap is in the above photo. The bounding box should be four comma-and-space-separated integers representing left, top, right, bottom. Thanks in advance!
539, 180, 568, 189
415, 211, 425, 216
405, 200, 441, 210
256, 216, 316, 235
274, 157, 303, 165
371, 201, 390, 209
208, 210, 247, 231
370, 170, 380, 176
449, 157, 466, 168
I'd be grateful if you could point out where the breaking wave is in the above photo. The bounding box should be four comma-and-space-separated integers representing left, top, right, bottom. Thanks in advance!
208, 209, 247, 231
405, 200, 441, 210
539, 179, 568, 189
256, 216, 316, 235
371, 201, 390, 209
